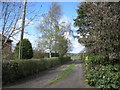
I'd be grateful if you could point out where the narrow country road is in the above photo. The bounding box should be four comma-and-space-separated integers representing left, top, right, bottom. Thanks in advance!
3, 60, 92, 88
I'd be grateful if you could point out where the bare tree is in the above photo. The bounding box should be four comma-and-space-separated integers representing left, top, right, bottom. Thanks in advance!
2, 2, 22, 45
1, 2, 42, 45
1, 2, 42, 60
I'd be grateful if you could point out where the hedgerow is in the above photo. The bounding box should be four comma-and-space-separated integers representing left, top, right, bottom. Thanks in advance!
2, 56, 71, 84
81, 53, 120, 89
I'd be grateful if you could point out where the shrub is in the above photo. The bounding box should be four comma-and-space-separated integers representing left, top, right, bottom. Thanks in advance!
14, 39, 33, 59
95, 65, 120, 88
86, 65, 120, 88
84, 55, 120, 89
2, 56, 71, 84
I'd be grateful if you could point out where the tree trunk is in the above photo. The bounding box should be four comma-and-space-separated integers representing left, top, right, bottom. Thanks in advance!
49, 50, 52, 58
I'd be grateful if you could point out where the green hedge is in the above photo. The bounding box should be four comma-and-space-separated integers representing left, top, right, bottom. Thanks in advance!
82, 54, 120, 88
85, 64, 120, 88
2, 57, 71, 84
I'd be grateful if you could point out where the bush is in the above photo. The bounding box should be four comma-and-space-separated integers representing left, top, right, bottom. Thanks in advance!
84, 55, 120, 89
95, 65, 120, 88
86, 65, 120, 88
14, 39, 33, 59
2, 56, 71, 84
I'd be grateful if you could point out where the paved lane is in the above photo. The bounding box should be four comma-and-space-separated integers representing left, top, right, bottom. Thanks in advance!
3, 60, 92, 88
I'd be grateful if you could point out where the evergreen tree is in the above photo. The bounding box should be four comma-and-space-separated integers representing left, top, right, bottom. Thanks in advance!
14, 39, 33, 59
74, 2, 120, 59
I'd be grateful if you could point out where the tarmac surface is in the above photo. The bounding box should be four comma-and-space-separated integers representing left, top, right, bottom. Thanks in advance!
3, 60, 92, 88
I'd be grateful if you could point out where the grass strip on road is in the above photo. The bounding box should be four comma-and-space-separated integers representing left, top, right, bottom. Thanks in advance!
49, 63, 75, 84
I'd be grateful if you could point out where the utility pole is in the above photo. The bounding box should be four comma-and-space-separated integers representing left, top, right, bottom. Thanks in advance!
19, 0, 27, 59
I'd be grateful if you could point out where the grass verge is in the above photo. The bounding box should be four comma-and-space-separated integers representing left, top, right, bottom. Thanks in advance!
49, 63, 75, 84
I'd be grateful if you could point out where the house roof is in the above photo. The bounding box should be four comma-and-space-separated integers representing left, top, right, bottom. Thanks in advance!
0, 34, 13, 42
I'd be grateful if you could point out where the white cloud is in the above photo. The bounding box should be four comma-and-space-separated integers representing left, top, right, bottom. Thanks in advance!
64, 32, 73, 40
68, 34, 85, 54
10, 18, 34, 42
18, 18, 28, 22
28, 21, 34, 26
72, 32, 85, 53
18, 18, 34, 27
60, 16, 85, 54
63, 31, 85, 54
59, 16, 71, 28
18, 19, 22, 22
11, 18, 35, 46
39, 17, 44, 23
11, 31, 37, 50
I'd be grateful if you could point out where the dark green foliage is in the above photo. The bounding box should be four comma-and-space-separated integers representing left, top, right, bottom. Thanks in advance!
75, 2, 120, 88
74, 2, 120, 59
44, 53, 59, 58
86, 65, 120, 88
74, 2, 92, 37
14, 39, 33, 59
81, 54, 120, 88
53, 35, 68, 57
51, 53, 59, 57
2, 56, 71, 84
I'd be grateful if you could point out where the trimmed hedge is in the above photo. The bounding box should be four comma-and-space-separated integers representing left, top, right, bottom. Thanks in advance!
2, 57, 71, 84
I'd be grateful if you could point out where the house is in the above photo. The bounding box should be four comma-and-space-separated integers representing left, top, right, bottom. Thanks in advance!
0, 34, 13, 60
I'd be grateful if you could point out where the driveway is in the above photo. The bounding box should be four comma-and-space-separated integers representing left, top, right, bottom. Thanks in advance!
3, 60, 92, 88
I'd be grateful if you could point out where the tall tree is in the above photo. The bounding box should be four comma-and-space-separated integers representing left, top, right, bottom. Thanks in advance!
37, 2, 66, 58
74, 2, 120, 59
52, 35, 69, 57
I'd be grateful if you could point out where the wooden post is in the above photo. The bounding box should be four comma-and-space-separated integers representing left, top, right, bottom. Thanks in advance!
19, 0, 27, 59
